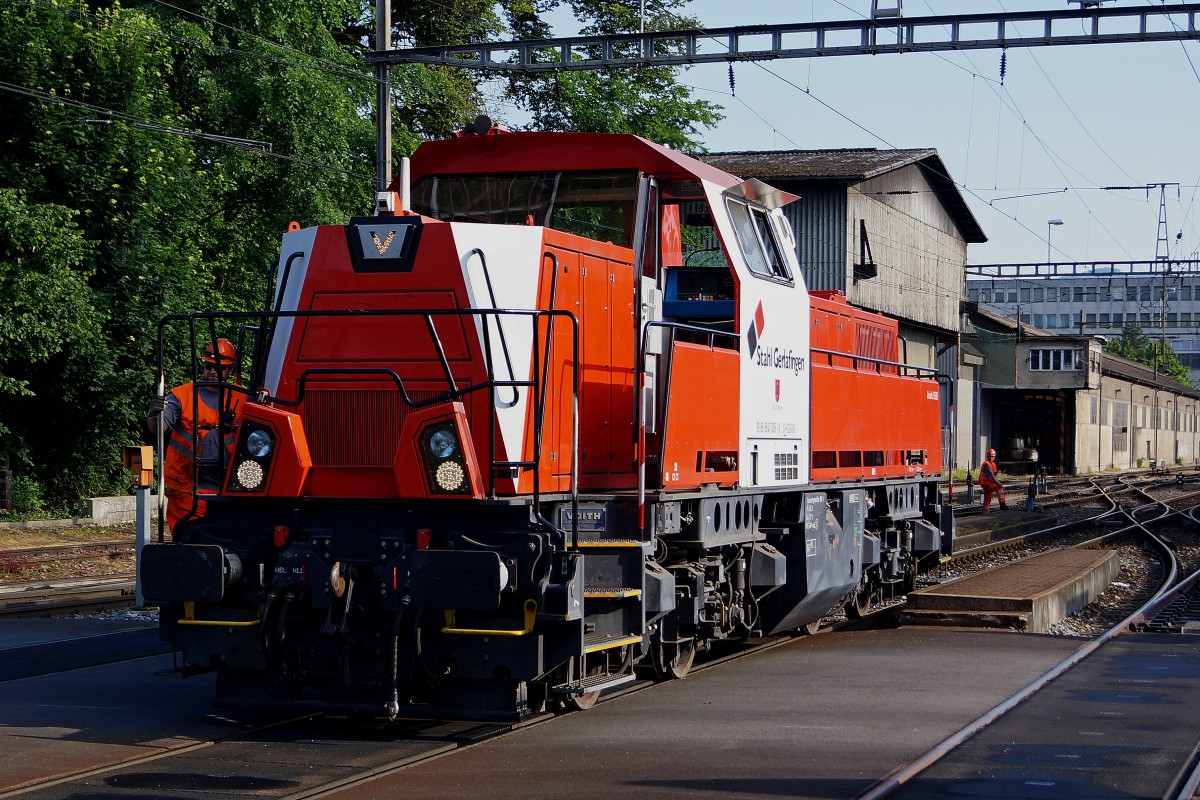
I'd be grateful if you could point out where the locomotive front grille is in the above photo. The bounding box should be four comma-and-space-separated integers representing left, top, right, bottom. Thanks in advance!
301, 388, 441, 467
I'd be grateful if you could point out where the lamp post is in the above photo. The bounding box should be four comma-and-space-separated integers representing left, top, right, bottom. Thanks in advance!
1047, 219, 1064, 264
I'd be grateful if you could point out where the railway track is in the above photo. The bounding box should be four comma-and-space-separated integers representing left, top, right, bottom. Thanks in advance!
0, 539, 137, 616
855, 479, 1200, 800
5, 479, 1198, 798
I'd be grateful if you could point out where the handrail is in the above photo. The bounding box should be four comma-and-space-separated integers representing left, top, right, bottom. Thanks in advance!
464, 248, 518, 407
156, 306, 581, 548
442, 599, 537, 636
810, 346, 939, 378
636, 320, 741, 538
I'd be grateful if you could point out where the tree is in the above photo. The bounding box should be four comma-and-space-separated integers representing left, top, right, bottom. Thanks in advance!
500, 1, 723, 152
1104, 322, 1192, 386
0, 0, 723, 511
0, 0, 382, 509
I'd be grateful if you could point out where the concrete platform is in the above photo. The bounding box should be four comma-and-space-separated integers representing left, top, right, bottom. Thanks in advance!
885, 632, 1200, 800
905, 548, 1121, 632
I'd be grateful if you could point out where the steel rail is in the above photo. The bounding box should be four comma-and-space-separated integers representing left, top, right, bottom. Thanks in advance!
0, 539, 135, 566
855, 481, 1185, 800
0, 574, 136, 616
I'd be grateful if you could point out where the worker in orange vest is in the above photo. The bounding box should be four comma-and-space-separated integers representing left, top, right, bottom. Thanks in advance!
147, 338, 244, 530
979, 447, 1008, 512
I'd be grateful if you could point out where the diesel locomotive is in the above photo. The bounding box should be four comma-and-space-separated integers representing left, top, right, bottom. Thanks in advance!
142, 124, 952, 719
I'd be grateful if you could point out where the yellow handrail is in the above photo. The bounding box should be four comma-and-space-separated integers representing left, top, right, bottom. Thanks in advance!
442, 599, 537, 636
177, 600, 261, 627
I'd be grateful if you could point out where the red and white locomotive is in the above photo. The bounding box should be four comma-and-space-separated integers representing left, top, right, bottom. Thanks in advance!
142, 125, 951, 718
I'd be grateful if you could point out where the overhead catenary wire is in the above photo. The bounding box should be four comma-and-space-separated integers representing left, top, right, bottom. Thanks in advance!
0, 80, 375, 181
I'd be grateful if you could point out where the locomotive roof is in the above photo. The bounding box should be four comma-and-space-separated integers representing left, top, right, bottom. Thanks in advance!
406, 132, 741, 190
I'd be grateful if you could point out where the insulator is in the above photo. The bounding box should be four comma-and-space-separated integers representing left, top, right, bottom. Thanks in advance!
728, 62, 735, 96
999, 49, 1007, 85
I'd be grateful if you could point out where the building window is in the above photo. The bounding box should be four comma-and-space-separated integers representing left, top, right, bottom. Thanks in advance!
1182, 285, 1192, 301
1033, 287, 1044, 302
1099, 313, 1110, 324
1086, 313, 1097, 324
1029, 348, 1078, 371
1182, 313, 1192, 324
1168, 313, 1178, 325
968, 288, 979, 301
1060, 287, 1071, 302
1141, 286, 1152, 301
1113, 312, 1123, 325
1020, 287, 1031, 302
1074, 287, 1085, 302
1141, 313, 1151, 324
1033, 314, 1044, 328
978, 290, 990, 303
1112, 285, 1125, 301
1020, 313, 1032, 324
1008, 290, 1018, 304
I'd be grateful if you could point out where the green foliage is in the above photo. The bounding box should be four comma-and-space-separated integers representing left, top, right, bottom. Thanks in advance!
0, 0, 722, 510
0, 0, 380, 510
500, 1, 723, 152
9, 474, 45, 515
1103, 322, 1192, 386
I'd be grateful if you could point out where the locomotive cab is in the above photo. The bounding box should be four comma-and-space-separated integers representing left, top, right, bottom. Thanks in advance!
142, 130, 949, 720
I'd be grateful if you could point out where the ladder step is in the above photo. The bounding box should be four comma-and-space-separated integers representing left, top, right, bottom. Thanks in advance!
578, 671, 637, 693
584, 633, 642, 653
551, 671, 638, 698
584, 588, 642, 599
574, 539, 642, 548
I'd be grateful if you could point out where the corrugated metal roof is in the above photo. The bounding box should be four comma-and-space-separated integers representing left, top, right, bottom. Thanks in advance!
702, 148, 938, 181
700, 148, 987, 244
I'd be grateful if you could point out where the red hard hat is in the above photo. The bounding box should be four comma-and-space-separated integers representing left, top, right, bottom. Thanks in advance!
203, 338, 236, 365
987, 448, 996, 458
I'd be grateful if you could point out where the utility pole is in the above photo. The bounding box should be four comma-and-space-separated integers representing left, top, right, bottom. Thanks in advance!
375, 0, 392, 191
1102, 183, 1180, 381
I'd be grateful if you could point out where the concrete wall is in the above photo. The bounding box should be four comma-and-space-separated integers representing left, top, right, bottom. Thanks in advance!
0, 495, 158, 529
1073, 382, 1200, 473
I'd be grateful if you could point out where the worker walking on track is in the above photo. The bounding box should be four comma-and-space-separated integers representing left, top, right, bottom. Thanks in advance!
147, 338, 244, 530
979, 447, 1007, 512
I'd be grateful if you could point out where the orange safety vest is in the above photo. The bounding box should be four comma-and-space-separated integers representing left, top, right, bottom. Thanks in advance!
979, 458, 1001, 489
164, 382, 243, 529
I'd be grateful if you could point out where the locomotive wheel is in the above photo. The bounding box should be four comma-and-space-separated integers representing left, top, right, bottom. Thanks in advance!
563, 690, 601, 711
650, 637, 696, 680
845, 586, 875, 620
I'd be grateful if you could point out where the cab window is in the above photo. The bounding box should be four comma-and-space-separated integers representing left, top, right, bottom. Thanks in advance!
725, 198, 792, 282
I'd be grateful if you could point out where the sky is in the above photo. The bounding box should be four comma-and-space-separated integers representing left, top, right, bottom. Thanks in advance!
526, 1, 1200, 268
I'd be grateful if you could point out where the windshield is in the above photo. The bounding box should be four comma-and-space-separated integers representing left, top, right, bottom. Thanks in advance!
412, 170, 640, 247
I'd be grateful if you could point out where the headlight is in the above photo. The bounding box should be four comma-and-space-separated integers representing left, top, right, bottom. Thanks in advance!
435, 460, 465, 492
421, 421, 470, 495
228, 422, 276, 493
246, 428, 273, 458
429, 429, 458, 459
236, 460, 265, 490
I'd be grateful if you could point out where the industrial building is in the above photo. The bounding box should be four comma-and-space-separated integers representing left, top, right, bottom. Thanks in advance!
966, 271, 1200, 380
964, 306, 1200, 473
